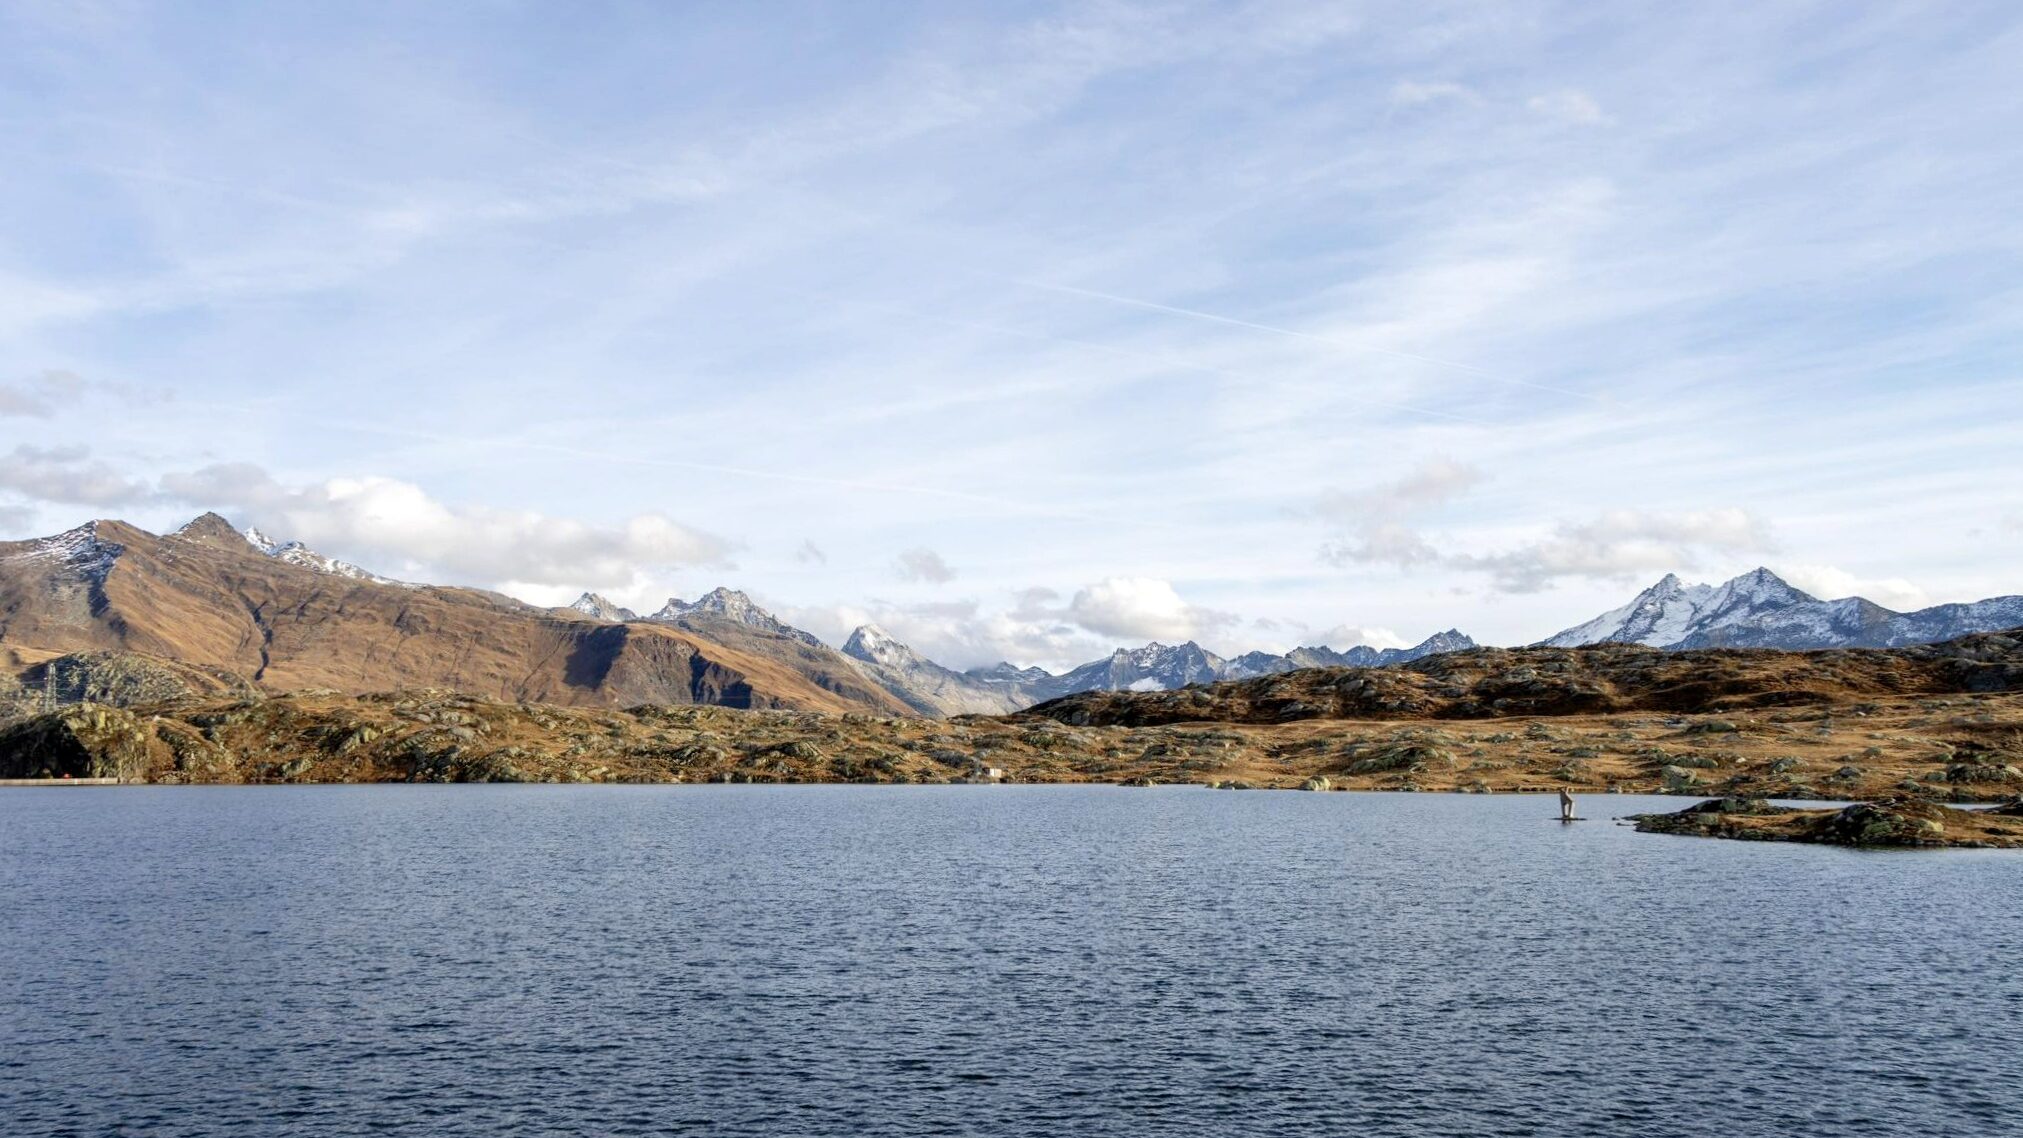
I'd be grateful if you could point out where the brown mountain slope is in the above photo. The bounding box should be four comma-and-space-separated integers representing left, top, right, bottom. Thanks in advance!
0, 515, 911, 714
1023, 631, 2023, 726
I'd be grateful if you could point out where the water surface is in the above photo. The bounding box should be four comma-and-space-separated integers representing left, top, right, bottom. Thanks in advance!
2, 786, 2018, 1136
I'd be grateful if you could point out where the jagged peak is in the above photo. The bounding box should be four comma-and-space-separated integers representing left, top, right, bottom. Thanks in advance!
569, 592, 637, 621
843, 623, 918, 667
172, 512, 247, 547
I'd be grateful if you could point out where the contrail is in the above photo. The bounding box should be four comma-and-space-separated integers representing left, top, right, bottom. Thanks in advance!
803, 291, 1492, 426
994, 275, 1597, 401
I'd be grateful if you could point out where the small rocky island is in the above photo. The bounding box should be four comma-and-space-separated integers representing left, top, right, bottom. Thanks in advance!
1631, 796, 2023, 849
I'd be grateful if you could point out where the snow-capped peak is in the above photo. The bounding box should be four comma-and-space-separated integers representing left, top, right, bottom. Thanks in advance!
569, 592, 638, 621
1545, 567, 1835, 649
842, 623, 917, 668
1540, 573, 1718, 648
235, 524, 399, 584
649, 586, 824, 647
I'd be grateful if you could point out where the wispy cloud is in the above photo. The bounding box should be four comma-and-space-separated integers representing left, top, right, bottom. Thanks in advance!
1390, 80, 1477, 106
1526, 88, 1609, 125
1452, 508, 1776, 593
0, 370, 162, 417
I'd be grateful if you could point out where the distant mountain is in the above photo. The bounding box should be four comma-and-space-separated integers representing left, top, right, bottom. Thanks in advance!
568, 592, 638, 622
921, 630, 1482, 706
1543, 567, 2023, 651
841, 625, 1026, 717
1051, 641, 1226, 695
1224, 630, 1477, 679
965, 661, 1053, 687
648, 587, 825, 647
232, 522, 401, 584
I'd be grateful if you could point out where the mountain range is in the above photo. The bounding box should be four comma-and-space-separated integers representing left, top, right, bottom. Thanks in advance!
3, 513, 2019, 719
0, 514, 910, 715
1539, 567, 2023, 651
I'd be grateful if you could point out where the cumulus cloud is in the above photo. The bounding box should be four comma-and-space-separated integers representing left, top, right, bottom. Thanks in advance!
159, 464, 730, 587
0, 446, 729, 590
1774, 565, 1931, 613
1453, 508, 1775, 592
1312, 624, 1411, 652
894, 546, 956, 584
1317, 459, 1481, 568
1067, 576, 1235, 642
1527, 88, 1609, 124
0, 445, 156, 506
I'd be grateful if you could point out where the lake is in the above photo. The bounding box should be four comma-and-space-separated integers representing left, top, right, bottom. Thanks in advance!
2, 785, 2018, 1136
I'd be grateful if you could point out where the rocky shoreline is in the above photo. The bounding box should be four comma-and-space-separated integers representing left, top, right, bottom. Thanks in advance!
1630, 795, 2023, 849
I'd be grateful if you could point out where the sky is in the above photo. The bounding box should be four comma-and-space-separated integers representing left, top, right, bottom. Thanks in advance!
2, 0, 2020, 670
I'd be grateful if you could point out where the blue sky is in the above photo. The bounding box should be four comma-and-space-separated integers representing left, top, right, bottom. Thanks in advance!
2, 0, 2020, 668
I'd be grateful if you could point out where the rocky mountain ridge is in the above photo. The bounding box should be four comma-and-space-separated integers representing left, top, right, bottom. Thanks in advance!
0, 514, 910, 716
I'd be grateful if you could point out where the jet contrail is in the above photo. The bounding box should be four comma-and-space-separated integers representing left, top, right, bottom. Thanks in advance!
995, 275, 1597, 401
802, 291, 1493, 426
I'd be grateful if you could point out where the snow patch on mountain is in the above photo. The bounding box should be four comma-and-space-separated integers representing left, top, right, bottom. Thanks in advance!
6, 521, 121, 582
242, 526, 401, 584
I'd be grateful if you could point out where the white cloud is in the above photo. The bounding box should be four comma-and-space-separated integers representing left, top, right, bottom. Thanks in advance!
1316, 459, 1482, 523
0, 370, 169, 419
795, 539, 828, 566
1321, 522, 1442, 568
1317, 459, 1481, 567
155, 465, 730, 589
0, 445, 156, 506
1069, 576, 1201, 641
1454, 508, 1774, 592
1774, 564, 1931, 612
1526, 88, 1609, 124
1312, 624, 1410, 651
1390, 80, 1476, 106
894, 547, 956, 584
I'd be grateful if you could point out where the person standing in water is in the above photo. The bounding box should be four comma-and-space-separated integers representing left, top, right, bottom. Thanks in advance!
1559, 788, 1576, 822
